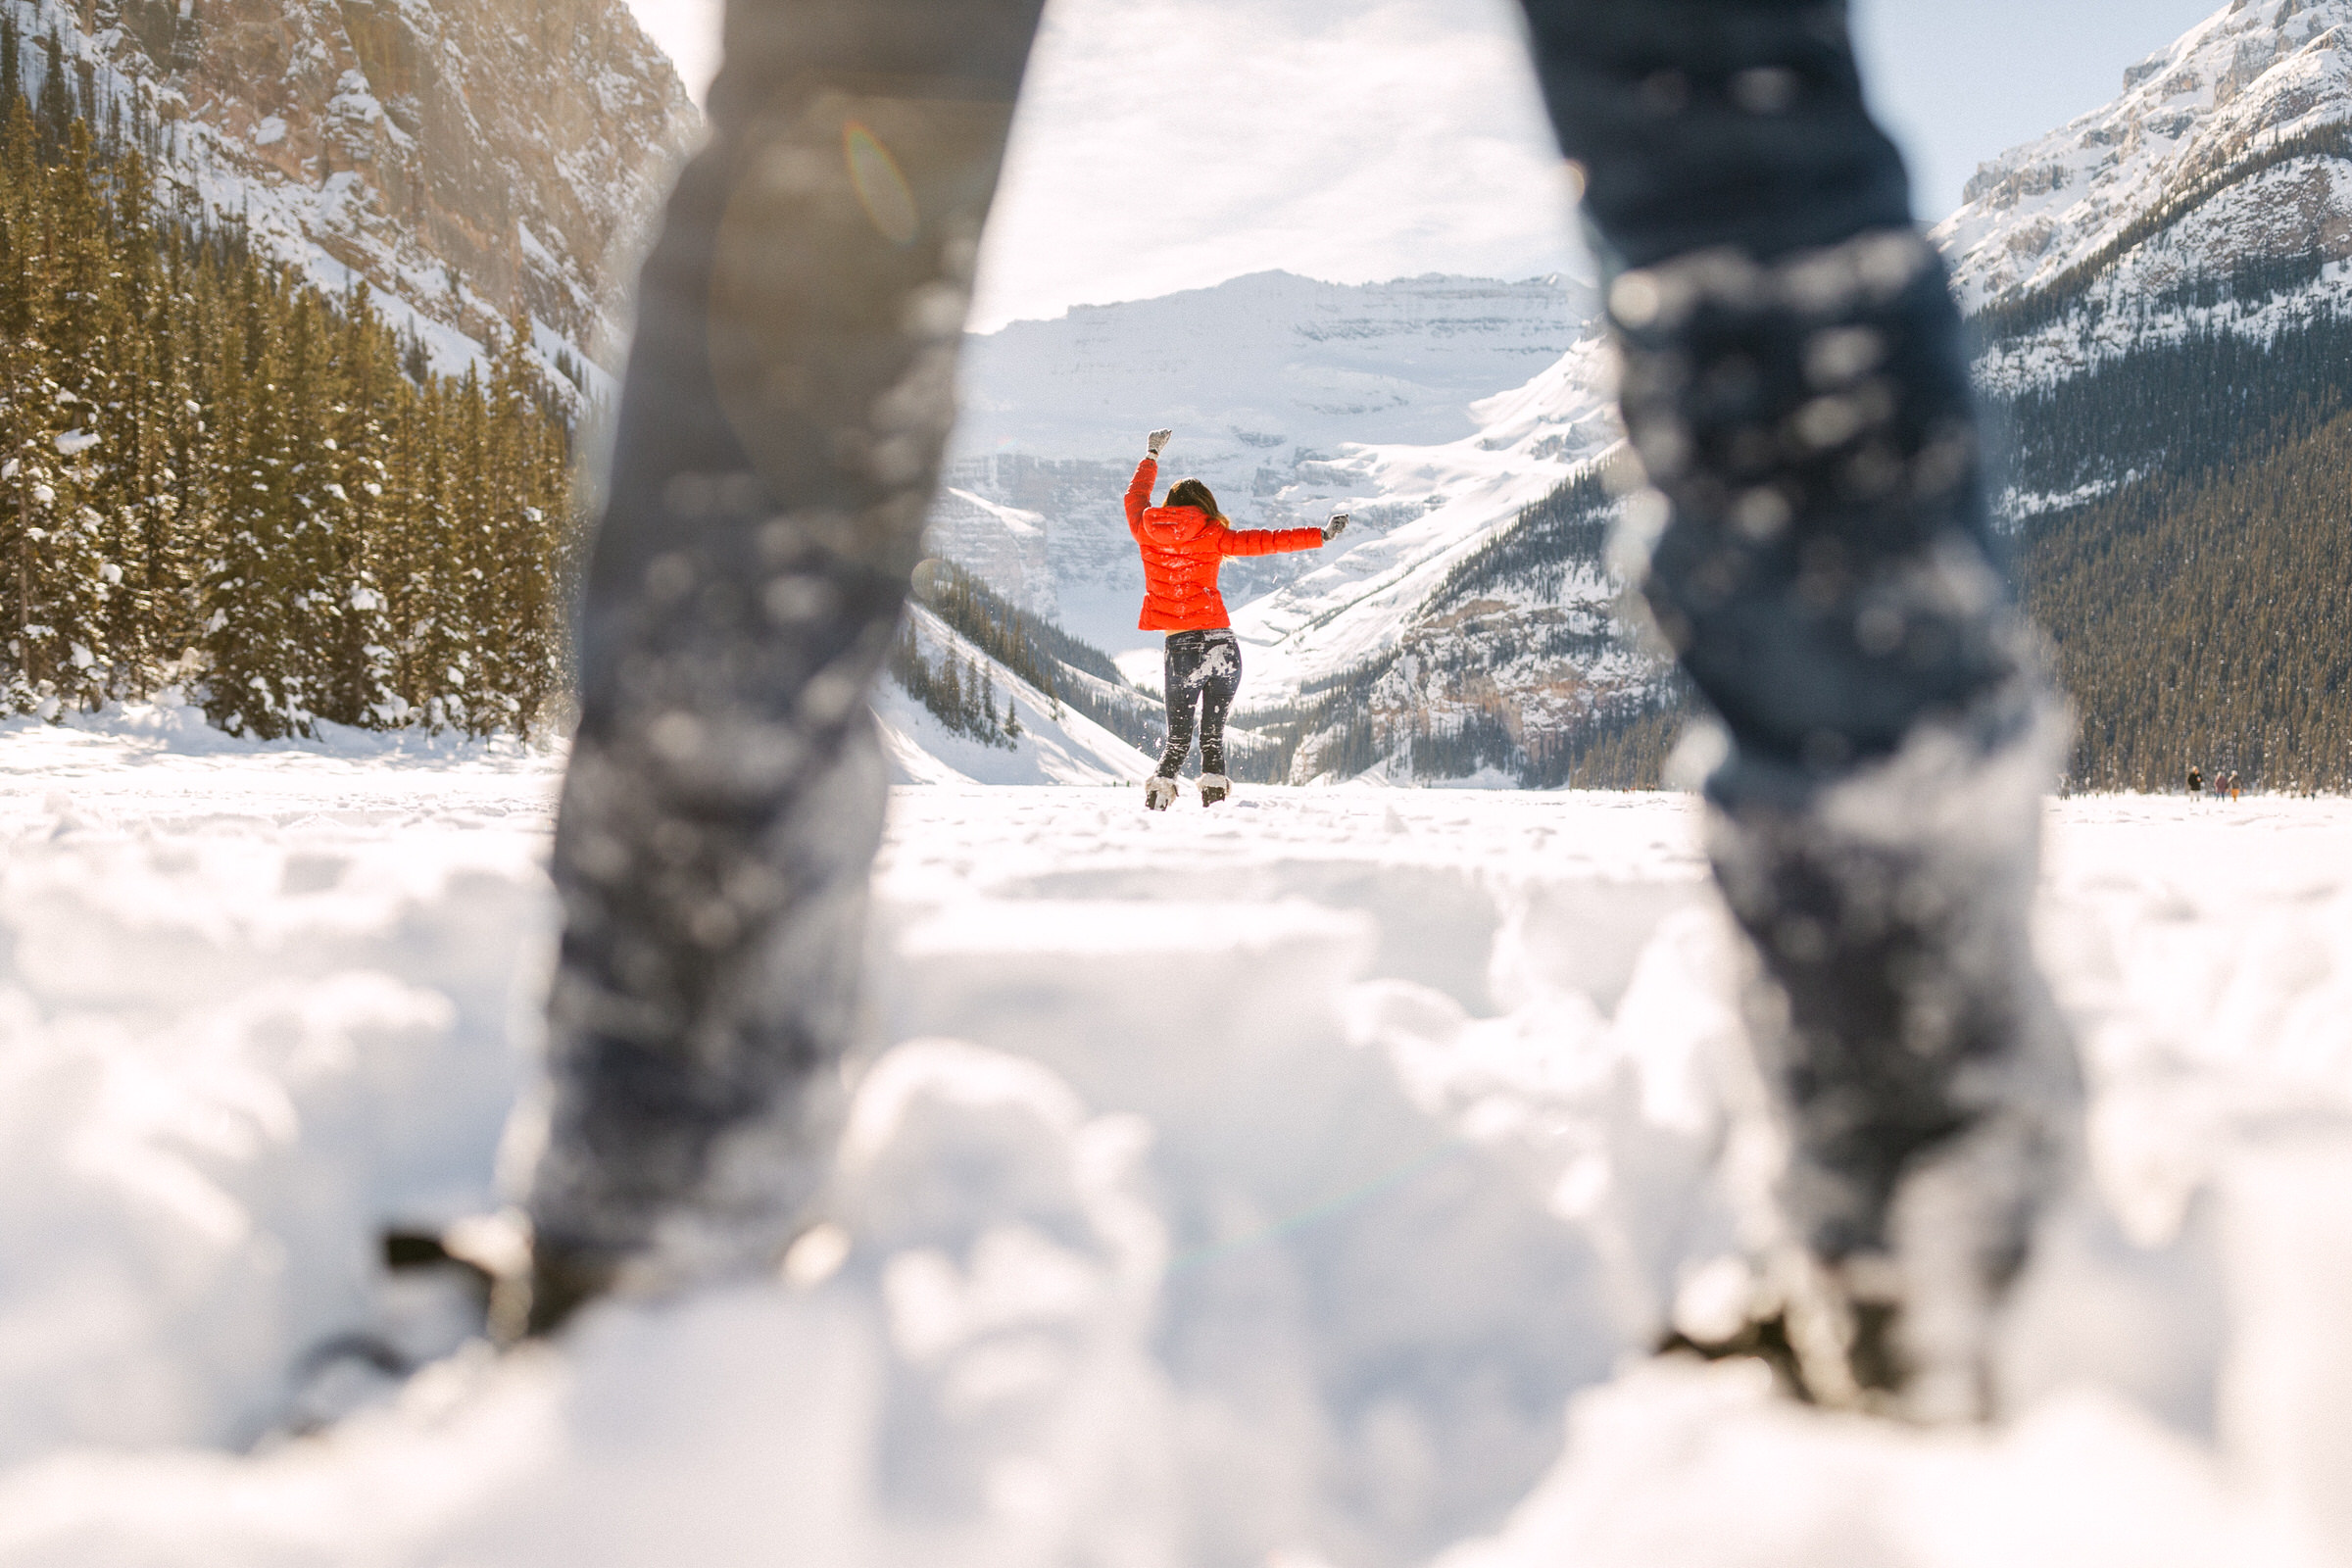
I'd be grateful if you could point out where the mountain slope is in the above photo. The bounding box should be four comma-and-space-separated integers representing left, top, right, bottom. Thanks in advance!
5, 0, 696, 380
1937, 0, 2352, 394
1940, 0, 2352, 790
877, 604, 1155, 787
2017, 397, 2352, 791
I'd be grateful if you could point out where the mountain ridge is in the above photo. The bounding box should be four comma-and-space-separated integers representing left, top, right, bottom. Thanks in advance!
1936, 0, 2352, 393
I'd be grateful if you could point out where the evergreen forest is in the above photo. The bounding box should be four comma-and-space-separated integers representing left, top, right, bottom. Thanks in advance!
888, 620, 1021, 752
0, 35, 577, 739
1987, 308, 2352, 792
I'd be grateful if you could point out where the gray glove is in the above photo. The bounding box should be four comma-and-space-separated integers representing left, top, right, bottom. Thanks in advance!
1147, 428, 1173, 458
1323, 512, 1349, 541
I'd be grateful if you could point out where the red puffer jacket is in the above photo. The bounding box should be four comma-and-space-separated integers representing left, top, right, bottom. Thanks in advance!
1125, 457, 1325, 631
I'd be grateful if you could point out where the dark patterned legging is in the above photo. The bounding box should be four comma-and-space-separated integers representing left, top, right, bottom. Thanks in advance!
1154, 629, 1242, 779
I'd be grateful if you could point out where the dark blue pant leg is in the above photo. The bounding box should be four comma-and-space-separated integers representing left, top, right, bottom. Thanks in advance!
1157, 634, 1205, 779
521, 0, 1049, 1331
1515, 0, 2079, 1414
1197, 634, 1240, 778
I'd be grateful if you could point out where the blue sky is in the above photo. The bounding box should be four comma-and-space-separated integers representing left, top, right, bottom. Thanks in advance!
1851, 0, 2229, 218
621, 0, 2235, 328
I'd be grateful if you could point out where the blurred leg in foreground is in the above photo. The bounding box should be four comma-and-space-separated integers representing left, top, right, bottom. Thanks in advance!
1516, 0, 2081, 1419
515, 0, 1048, 1334
519, 0, 2078, 1421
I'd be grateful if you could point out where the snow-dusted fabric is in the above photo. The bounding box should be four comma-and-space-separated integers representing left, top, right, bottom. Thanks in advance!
1516, 0, 1914, 271
1124, 457, 1325, 631
1153, 628, 1243, 780
1521, 0, 2082, 1413
528, 0, 1052, 1315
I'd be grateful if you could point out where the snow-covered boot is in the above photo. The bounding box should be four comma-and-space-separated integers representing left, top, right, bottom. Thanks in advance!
1707, 700, 2080, 1421
1145, 775, 1178, 811
517, 7, 1047, 1336
1198, 773, 1231, 807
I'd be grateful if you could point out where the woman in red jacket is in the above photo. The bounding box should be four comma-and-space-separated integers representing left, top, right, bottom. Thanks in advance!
1128, 427, 1346, 809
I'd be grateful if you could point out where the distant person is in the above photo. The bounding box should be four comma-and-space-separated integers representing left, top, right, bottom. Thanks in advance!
1126, 427, 1342, 809
2188, 764, 2204, 800
515, 0, 2083, 1426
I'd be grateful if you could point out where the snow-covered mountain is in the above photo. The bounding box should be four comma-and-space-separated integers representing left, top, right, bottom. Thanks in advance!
1936, 0, 2352, 395
920, 269, 1675, 788
934, 270, 1620, 664
1220, 340, 1622, 700
7, 0, 697, 381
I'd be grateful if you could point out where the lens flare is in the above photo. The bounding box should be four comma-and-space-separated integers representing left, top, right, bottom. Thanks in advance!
844, 121, 918, 246
909, 557, 948, 603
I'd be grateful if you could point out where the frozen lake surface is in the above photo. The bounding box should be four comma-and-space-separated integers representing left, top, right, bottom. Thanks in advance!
2, 703, 2349, 1566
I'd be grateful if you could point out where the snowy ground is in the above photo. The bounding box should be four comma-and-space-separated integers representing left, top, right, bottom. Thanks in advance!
3, 708, 2351, 1566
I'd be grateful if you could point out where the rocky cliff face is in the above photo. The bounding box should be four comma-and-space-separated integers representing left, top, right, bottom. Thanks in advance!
1936, 0, 2352, 393
15, 0, 697, 376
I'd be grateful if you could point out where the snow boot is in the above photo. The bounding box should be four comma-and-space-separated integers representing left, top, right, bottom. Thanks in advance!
1145, 775, 1178, 811
1701, 702, 2081, 1422
1656, 1251, 1905, 1411
1198, 773, 1231, 807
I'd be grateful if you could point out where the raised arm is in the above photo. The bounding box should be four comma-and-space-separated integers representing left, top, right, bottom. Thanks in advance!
1124, 457, 1156, 537
1125, 428, 1174, 536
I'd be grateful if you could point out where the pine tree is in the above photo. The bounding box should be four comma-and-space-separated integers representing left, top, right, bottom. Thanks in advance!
326, 286, 399, 723
201, 267, 302, 735
938, 652, 962, 734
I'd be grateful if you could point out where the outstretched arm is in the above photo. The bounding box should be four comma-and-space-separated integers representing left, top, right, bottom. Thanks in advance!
1217, 521, 1327, 557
